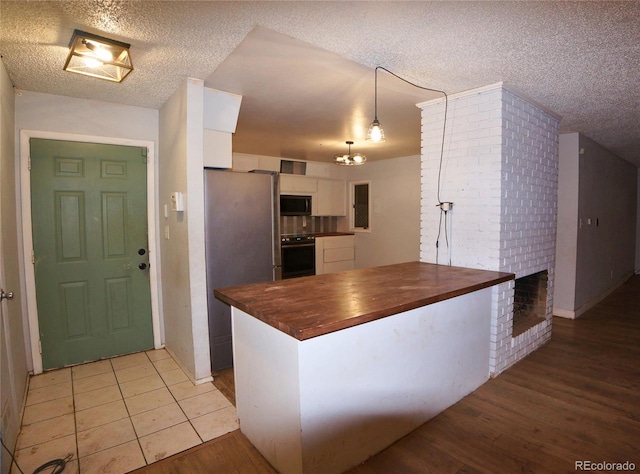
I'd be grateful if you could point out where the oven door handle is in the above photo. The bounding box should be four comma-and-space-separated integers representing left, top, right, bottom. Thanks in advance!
281, 243, 315, 248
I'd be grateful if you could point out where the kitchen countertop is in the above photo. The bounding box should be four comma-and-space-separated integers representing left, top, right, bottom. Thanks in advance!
312, 232, 354, 237
281, 231, 354, 238
214, 261, 514, 340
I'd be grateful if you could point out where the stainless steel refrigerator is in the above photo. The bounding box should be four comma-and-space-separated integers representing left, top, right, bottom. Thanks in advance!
204, 169, 281, 370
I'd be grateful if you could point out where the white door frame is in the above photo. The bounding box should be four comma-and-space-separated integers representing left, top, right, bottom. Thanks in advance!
20, 129, 162, 374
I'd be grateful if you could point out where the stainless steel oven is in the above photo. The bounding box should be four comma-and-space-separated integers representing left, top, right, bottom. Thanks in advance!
281, 235, 315, 279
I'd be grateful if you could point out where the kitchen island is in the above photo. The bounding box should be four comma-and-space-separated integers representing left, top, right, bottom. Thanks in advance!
215, 262, 513, 474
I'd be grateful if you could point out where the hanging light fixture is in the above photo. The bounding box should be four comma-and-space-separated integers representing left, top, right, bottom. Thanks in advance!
366, 66, 448, 144
63, 30, 133, 83
366, 67, 385, 143
334, 141, 367, 166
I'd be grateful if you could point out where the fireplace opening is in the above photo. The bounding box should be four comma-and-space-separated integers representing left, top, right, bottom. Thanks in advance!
512, 270, 548, 337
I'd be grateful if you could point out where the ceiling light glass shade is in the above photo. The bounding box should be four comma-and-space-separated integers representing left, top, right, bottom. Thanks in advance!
63, 30, 133, 83
334, 141, 367, 166
366, 118, 385, 143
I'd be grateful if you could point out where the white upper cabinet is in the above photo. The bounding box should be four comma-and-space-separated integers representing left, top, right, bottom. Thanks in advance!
317, 179, 346, 216
280, 176, 346, 217
280, 175, 318, 193
203, 88, 242, 169
203, 129, 232, 168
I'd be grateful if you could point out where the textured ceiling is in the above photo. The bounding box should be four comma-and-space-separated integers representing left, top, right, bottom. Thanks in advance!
1, 1, 639, 166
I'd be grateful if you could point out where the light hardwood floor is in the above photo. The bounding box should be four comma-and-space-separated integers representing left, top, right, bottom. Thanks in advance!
133, 275, 640, 473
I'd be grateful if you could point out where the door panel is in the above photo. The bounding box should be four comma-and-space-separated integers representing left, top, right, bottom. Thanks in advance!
57, 191, 86, 260
30, 139, 153, 369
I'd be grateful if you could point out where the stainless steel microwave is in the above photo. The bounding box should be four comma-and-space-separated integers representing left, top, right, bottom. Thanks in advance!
280, 194, 312, 216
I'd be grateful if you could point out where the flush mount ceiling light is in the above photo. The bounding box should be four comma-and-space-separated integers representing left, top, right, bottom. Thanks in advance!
63, 29, 133, 83
366, 66, 447, 143
334, 141, 367, 166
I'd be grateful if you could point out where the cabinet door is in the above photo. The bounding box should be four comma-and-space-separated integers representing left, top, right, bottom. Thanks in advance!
316, 235, 354, 275
315, 237, 325, 275
324, 260, 355, 273
322, 235, 354, 249
203, 129, 232, 168
317, 179, 346, 216
280, 175, 317, 193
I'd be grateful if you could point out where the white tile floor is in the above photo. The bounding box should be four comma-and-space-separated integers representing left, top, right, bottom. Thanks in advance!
11, 349, 239, 474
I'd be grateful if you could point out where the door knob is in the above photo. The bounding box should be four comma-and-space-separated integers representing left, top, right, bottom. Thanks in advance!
138, 248, 146, 256
138, 263, 148, 270
0, 289, 14, 300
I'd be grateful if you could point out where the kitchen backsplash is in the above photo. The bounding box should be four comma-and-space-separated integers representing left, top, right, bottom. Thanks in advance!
280, 216, 338, 235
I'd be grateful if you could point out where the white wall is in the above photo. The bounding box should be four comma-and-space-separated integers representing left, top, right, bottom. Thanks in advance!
158, 78, 211, 383
15, 91, 158, 143
347, 155, 421, 268
575, 134, 637, 314
555, 133, 637, 317
0, 58, 28, 473
554, 133, 580, 312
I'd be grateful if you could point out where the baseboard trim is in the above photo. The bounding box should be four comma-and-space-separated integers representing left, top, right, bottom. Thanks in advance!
553, 271, 634, 319
552, 307, 576, 319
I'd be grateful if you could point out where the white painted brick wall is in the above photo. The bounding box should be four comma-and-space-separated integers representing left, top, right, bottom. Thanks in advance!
419, 83, 560, 375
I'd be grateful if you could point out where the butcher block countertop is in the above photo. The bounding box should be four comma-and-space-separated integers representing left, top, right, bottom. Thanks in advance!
214, 261, 514, 341
312, 232, 354, 237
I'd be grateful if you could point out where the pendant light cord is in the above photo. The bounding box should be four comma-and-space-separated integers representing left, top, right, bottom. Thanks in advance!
374, 67, 378, 120
374, 66, 448, 203
373, 66, 449, 263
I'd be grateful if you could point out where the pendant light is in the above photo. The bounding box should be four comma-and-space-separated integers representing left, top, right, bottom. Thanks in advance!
366, 66, 448, 144
366, 67, 385, 142
334, 141, 367, 166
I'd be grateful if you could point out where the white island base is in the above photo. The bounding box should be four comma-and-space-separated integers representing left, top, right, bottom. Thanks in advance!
231, 287, 493, 474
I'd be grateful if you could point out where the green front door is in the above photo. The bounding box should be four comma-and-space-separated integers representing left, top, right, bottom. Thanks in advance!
30, 139, 153, 370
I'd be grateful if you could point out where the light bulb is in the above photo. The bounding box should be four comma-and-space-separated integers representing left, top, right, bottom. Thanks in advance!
83, 57, 103, 68
367, 119, 385, 143
94, 46, 113, 62
83, 39, 114, 62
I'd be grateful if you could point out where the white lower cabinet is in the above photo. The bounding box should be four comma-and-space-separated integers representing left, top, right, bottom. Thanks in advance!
315, 235, 355, 275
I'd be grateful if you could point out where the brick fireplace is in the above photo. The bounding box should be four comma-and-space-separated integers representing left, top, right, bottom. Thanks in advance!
418, 83, 560, 375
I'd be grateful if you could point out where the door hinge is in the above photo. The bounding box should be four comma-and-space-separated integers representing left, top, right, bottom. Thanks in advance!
38, 340, 42, 354
32, 251, 35, 264
28, 156, 32, 170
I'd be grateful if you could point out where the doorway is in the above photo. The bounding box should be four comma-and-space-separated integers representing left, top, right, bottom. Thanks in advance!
21, 131, 161, 373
